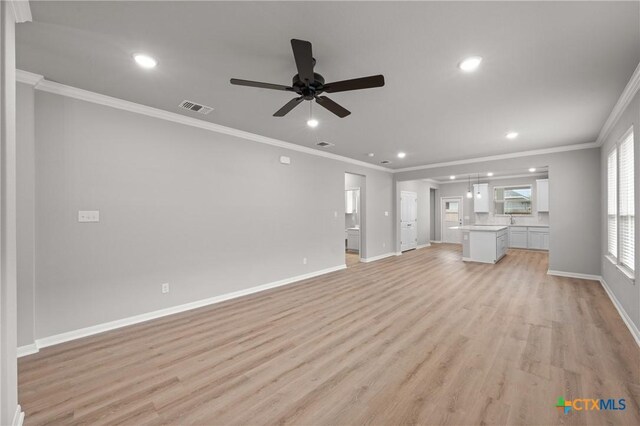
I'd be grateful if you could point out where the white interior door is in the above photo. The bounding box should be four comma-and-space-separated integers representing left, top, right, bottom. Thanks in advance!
442, 197, 463, 243
401, 191, 418, 251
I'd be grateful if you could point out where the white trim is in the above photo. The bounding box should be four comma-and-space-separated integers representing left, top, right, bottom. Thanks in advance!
12, 405, 24, 426
15, 70, 42, 86
596, 62, 640, 147
16, 343, 38, 357
22, 264, 345, 353
430, 240, 443, 244
547, 270, 601, 281
8, 0, 32, 23
394, 142, 598, 173
14, 71, 393, 173
416, 243, 431, 249
361, 252, 395, 263
599, 277, 640, 348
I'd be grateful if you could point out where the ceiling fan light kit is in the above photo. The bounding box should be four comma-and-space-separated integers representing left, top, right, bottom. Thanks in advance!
230, 39, 385, 119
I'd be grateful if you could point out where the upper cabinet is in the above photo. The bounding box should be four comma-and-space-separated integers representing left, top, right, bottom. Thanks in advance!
473, 183, 490, 213
345, 189, 359, 214
536, 179, 549, 212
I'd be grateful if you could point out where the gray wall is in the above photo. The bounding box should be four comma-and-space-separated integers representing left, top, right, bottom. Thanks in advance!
21, 90, 395, 341
16, 83, 35, 347
600, 90, 639, 332
397, 148, 602, 276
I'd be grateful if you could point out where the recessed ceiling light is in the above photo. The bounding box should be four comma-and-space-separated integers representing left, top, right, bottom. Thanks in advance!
367, 153, 375, 157
307, 118, 319, 128
487, 172, 494, 177
450, 175, 456, 180
397, 152, 406, 159
133, 53, 157, 69
529, 168, 536, 172
458, 56, 482, 72
506, 132, 519, 139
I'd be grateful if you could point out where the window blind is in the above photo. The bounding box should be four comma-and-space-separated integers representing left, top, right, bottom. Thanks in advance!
619, 132, 634, 271
608, 149, 617, 258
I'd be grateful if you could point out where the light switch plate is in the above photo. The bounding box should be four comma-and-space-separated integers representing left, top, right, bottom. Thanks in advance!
279, 156, 291, 165
78, 211, 99, 223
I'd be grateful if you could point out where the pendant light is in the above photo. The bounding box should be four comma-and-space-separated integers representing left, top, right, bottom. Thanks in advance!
476, 173, 482, 199
307, 101, 318, 128
466, 175, 473, 199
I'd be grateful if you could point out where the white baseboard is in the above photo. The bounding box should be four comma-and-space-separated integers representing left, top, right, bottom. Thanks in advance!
599, 277, 640, 348
18, 264, 346, 356
17, 343, 38, 357
12, 405, 24, 426
416, 243, 431, 249
430, 240, 442, 244
395, 251, 403, 256
361, 252, 395, 263
547, 270, 601, 281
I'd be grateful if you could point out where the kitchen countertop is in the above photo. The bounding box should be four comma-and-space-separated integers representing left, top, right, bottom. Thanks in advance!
455, 225, 508, 232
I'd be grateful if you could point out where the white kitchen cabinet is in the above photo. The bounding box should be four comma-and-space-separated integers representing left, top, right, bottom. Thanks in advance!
509, 226, 528, 248
346, 229, 360, 251
528, 228, 549, 250
536, 179, 549, 212
473, 183, 490, 213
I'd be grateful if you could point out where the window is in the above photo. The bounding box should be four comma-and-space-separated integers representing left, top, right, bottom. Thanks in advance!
619, 132, 634, 271
493, 185, 532, 215
607, 128, 634, 277
608, 149, 617, 258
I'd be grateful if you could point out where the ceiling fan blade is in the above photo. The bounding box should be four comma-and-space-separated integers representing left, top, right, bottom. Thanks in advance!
291, 39, 314, 84
230, 78, 293, 91
273, 97, 304, 117
315, 96, 351, 118
323, 75, 385, 93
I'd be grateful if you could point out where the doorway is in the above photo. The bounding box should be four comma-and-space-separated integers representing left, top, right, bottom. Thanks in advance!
345, 173, 364, 267
430, 188, 436, 242
441, 196, 463, 244
400, 191, 418, 251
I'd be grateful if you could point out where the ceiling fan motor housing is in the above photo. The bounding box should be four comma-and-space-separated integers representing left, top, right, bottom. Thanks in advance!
293, 71, 325, 100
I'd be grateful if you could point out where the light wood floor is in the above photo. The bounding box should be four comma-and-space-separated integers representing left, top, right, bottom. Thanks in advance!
345, 251, 360, 267
19, 245, 640, 425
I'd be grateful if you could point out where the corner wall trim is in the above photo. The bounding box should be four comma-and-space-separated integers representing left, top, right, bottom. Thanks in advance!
19, 264, 346, 356
12, 405, 24, 426
8, 0, 32, 23
599, 277, 640, 348
15, 70, 392, 173
596, 61, 640, 147
547, 270, 601, 281
361, 252, 395, 263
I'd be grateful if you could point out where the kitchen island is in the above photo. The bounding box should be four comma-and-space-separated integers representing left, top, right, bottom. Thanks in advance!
458, 225, 508, 264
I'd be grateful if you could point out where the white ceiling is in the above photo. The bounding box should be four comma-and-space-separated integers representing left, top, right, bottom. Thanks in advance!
430, 167, 549, 184
16, 1, 640, 169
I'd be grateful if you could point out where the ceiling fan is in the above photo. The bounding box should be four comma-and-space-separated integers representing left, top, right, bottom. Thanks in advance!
230, 39, 385, 118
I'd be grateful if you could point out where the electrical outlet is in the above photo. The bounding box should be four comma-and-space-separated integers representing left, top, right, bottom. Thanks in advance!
334, 211, 338, 218
383, 242, 386, 248
78, 210, 100, 222
161, 283, 169, 294
384, 211, 389, 216
303, 257, 307, 265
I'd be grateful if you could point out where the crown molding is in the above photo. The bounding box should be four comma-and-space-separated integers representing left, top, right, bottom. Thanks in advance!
16, 69, 43, 86
596, 62, 640, 147
15, 70, 393, 173
393, 141, 599, 173
8, 0, 32, 23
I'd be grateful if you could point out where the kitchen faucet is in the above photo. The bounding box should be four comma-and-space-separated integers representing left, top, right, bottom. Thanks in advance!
508, 214, 516, 225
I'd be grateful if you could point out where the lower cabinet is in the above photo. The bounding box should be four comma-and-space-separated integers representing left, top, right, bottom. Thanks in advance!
509, 227, 528, 249
496, 230, 508, 259
346, 229, 360, 251
528, 228, 549, 250
508, 226, 549, 250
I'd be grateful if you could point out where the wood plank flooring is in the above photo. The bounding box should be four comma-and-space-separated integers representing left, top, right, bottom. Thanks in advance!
18, 245, 640, 425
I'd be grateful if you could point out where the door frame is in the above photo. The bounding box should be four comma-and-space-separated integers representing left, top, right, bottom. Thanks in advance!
440, 196, 463, 244
345, 186, 362, 260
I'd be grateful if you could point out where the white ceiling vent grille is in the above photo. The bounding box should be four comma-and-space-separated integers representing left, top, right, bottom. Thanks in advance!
316, 141, 335, 148
178, 100, 214, 115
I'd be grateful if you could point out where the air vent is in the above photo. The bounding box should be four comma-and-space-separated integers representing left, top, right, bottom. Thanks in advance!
316, 141, 335, 148
381, 160, 392, 164
178, 100, 214, 115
